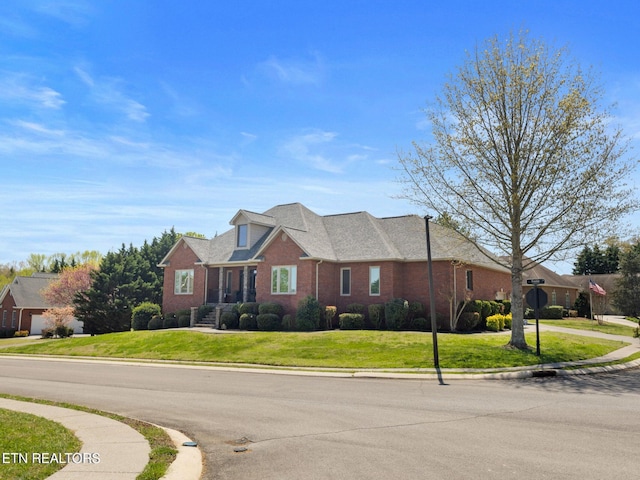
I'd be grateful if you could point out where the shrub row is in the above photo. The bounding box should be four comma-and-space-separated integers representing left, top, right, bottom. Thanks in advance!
485, 313, 513, 332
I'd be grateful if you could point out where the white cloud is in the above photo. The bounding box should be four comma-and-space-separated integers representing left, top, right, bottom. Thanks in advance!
257, 53, 325, 86
74, 66, 150, 122
0, 72, 65, 109
281, 130, 344, 173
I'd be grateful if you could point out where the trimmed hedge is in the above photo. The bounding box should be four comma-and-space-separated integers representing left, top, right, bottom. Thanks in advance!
296, 295, 321, 331
456, 311, 481, 332
324, 306, 337, 329
177, 314, 191, 328
163, 317, 178, 329
257, 313, 281, 331
221, 312, 240, 329
259, 302, 284, 316
339, 313, 365, 330
281, 314, 295, 331
346, 303, 365, 314
239, 313, 257, 330
385, 298, 408, 330
147, 315, 164, 330
0, 328, 17, 338
238, 302, 259, 315
132, 302, 162, 331
368, 304, 385, 330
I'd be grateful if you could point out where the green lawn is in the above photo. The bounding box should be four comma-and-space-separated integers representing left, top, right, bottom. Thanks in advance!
0, 408, 81, 480
0, 329, 629, 369
539, 318, 637, 337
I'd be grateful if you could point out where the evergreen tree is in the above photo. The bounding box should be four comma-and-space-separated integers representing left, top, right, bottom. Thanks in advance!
612, 242, 640, 317
73, 229, 181, 334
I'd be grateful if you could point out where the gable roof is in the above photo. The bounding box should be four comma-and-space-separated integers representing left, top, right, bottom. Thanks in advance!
1, 273, 58, 309
521, 259, 580, 290
161, 203, 510, 272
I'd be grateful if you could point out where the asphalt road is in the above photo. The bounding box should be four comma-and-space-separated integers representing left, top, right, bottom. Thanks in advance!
1, 357, 639, 479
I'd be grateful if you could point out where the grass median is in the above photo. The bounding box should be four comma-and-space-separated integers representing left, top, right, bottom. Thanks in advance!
0, 407, 81, 480
0, 329, 630, 369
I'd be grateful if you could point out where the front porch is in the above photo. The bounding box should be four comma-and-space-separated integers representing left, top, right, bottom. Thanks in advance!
205, 264, 257, 305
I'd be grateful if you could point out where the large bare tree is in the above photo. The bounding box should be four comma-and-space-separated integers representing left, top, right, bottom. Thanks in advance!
398, 31, 636, 349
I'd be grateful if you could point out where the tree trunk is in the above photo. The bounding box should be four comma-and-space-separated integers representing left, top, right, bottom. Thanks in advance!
508, 254, 529, 349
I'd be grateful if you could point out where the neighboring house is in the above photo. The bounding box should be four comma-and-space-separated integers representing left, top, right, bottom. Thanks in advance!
159, 203, 513, 319
0, 273, 83, 335
562, 273, 621, 314
521, 260, 581, 310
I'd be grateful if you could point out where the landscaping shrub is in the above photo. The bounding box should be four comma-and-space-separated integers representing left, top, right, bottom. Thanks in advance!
222, 312, 240, 329
296, 295, 322, 331
480, 301, 492, 321
411, 317, 429, 332
501, 300, 512, 315
408, 302, 424, 323
259, 302, 284, 316
0, 328, 17, 338
257, 313, 281, 331
339, 313, 365, 330
238, 302, 259, 315
13, 330, 29, 337
147, 315, 164, 330
55, 325, 74, 338
281, 314, 295, 331
540, 305, 564, 319
485, 314, 505, 332
324, 306, 337, 329
489, 301, 502, 316
368, 304, 385, 330
132, 302, 162, 331
503, 313, 512, 329
456, 311, 481, 332
238, 313, 257, 330
385, 298, 408, 330
346, 303, 365, 314
163, 316, 178, 329
177, 314, 191, 328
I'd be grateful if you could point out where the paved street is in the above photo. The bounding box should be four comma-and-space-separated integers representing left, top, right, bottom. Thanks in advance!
1, 356, 639, 479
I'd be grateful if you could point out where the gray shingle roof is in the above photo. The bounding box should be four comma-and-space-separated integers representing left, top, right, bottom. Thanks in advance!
5, 273, 58, 309
179, 203, 509, 272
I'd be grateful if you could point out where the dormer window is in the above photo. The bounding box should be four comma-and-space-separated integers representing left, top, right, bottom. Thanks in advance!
237, 224, 248, 248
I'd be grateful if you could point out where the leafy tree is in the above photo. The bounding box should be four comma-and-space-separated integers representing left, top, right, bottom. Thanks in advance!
74, 229, 180, 334
397, 30, 635, 349
612, 242, 640, 317
42, 264, 96, 307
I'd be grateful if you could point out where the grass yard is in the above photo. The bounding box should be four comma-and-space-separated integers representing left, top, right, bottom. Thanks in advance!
0, 408, 81, 480
539, 318, 637, 337
0, 329, 629, 369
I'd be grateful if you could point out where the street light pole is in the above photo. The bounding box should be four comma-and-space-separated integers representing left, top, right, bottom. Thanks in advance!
425, 216, 439, 368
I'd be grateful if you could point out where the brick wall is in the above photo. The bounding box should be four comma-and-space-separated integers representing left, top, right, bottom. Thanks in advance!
161, 240, 207, 313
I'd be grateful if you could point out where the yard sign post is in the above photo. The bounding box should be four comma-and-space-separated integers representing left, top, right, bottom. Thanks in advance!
424, 216, 440, 368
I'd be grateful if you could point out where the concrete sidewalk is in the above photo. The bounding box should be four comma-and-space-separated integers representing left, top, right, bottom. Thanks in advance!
0, 397, 202, 480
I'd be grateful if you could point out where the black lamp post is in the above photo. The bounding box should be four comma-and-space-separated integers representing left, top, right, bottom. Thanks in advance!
424, 216, 440, 368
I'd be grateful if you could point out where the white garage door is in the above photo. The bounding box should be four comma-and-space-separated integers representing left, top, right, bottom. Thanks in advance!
30, 315, 84, 335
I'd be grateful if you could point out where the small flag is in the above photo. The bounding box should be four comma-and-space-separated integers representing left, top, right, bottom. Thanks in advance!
589, 279, 606, 295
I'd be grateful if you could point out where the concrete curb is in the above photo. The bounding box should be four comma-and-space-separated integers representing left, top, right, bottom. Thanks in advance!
159, 426, 203, 480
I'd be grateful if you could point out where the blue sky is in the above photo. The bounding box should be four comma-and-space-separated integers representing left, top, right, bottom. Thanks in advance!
1, 0, 639, 273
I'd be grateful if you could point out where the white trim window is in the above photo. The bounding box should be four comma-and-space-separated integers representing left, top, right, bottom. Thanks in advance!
369, 266, 380, 296
237, 224, 248, 248
340, 268, 351, 296
271, 266, 297, 294
174, 269, 194, 295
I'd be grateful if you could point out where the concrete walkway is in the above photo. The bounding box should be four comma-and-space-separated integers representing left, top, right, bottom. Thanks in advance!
0, 397, 202, 480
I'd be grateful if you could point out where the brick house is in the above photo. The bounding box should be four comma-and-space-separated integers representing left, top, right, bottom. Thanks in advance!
521, 259, 580, 310
159, 203, 513, 319
0, 273, 83, 335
